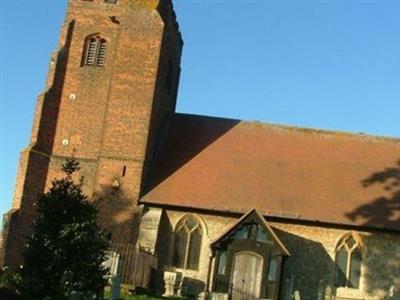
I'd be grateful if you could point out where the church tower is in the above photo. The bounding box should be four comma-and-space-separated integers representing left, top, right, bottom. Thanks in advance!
1, 0, 183, 267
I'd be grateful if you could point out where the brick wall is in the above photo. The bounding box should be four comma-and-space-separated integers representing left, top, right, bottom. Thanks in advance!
1, 0, 182, 267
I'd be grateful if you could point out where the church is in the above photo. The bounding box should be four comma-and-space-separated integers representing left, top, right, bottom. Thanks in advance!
1, 0, 399, 299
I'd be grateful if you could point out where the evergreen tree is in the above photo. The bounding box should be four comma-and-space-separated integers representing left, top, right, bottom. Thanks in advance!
20, 158, 109, 300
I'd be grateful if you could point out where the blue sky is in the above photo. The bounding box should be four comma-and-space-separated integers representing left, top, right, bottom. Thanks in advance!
1, 0, 399, 217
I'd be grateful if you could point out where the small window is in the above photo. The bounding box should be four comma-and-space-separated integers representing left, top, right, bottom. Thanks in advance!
174, 215, 203, 270
335, 234, 362, 288
234, 225, 250, 239
232, 223, 271, 243
266, 257, 278, 299
217, 251, 227, 275
268, 258, 278, 281
256, 225, 271, 243
105, 0, 117, 3
83, 35, 108, 67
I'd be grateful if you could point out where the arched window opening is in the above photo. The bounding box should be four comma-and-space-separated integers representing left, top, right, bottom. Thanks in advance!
83, 35, 108, 67
96, 39, 107, 66
335, 234, 362, 289
85, 37, 97, 66
174, 215, 203, 270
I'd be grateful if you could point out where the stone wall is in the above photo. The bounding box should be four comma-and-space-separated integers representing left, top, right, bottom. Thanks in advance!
152, 208, 400, 300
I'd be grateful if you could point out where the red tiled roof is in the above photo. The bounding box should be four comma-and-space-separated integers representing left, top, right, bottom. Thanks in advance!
141, 113, 400, 232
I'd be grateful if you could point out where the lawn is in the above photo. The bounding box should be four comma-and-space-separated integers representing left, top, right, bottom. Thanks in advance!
103, 287, 166, 300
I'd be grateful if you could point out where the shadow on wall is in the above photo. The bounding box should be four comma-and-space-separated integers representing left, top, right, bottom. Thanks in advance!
94, 185, 141, 245
94, 185, 142, 285
275, 228, 335, 300
35, 20, 75, 154
346, 160, 400, 296
362, 232, 400, 298
153, 210, 174, 294
1, 21, 76, 269
151, 211, 206, 298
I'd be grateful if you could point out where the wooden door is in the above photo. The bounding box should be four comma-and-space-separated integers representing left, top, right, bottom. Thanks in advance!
231, 251, 263, 300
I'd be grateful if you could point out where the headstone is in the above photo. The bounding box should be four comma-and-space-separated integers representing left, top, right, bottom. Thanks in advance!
163, 271, 182, 297
324, 285, 332, 300
69, 291, 81, 300
111, 275, 122, 300
294, 290, 301, 300
103, 251, 120, 280
210, 293, 229, 300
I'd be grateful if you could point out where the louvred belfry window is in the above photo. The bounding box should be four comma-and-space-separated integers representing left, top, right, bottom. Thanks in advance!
96, 39, 107, 66
83, 35, 107, 67
174, 215, 203, 270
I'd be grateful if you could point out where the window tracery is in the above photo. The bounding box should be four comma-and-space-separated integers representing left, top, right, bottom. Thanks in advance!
174, 215, 203, 270
335, 233, 362, 288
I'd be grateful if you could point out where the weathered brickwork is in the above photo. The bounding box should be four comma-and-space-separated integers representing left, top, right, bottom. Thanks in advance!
1, 0, 183, 267
150, 209, 400, 300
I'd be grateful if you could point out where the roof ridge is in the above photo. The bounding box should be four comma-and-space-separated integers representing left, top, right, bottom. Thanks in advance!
240, 120, 400, 143
174, 112, 400, 143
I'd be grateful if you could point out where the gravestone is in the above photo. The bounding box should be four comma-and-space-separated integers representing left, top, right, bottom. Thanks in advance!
69, 291, 81, 300
163, 271, 182, 297
110, 274, 122, 300
294, 290, 301, 300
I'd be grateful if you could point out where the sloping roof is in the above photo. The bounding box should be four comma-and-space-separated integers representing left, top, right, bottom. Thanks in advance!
141, 113, 400, 232
210, 208, 290, 256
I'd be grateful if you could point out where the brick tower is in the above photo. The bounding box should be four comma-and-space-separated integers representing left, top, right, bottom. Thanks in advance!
1, 0, 183, 267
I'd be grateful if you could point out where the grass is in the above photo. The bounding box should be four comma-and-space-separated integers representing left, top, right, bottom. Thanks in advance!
103, 286, 167, 300
103, 284, 190, 300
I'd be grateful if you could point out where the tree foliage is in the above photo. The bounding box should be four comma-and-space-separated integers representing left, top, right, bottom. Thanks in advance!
20, 158, 109, 300
0, 266, 22, 294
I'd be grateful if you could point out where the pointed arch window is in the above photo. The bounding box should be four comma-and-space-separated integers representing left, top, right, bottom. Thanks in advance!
83, 35, 108, 67
174, 215, 203, 270
335, 233, 362, 289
